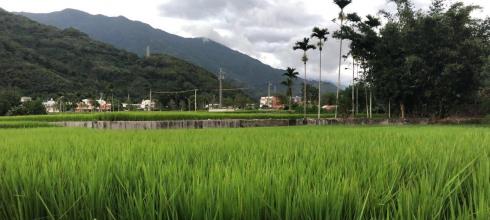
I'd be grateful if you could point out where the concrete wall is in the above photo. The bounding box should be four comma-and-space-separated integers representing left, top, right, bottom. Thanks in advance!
50, 117, 483, 130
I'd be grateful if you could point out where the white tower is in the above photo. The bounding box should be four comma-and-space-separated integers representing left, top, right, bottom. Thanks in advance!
146, 46, 151, 58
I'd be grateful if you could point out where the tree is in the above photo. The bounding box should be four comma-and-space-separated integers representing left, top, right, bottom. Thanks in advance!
281, 67, 299, 111
293, 38, 316, 119
7, 100, 46, 116
311, 27, 330, 119
339, 0, 489, 118
301, 83, 319, 107
333, 0, 353, 119
334, 13, 381, 118
0, 90, 20, 116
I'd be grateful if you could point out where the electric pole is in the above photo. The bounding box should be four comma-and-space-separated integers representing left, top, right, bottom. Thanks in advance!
219, 68, 224, 108
352, 60, 355, 117
268, 82, 272, 108
194, 89, 198, 112
149, 88, 152, 111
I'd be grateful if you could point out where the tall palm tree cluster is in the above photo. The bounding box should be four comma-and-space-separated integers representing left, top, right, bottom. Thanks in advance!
285, 0, 352, 120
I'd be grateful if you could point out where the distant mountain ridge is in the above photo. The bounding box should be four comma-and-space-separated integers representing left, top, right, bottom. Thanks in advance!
0, 8, 247, 105
18, 9, 336, 98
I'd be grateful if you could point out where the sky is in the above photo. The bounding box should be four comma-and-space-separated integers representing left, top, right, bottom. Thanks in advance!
1, 0, 489, 84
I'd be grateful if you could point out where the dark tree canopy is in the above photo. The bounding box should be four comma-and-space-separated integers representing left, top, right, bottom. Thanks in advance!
334, 0, 490, 117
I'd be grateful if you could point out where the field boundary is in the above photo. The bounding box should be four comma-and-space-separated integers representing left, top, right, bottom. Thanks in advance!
50, 118, 484, 130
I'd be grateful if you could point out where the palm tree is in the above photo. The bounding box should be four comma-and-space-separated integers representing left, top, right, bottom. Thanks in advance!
282, 67, 299, 111
333, 0, 352, 119
293, 38, 316, 119
311, 27, 330, 120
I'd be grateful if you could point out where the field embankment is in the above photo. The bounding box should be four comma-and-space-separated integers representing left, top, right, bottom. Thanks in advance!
0, 112, 310, 122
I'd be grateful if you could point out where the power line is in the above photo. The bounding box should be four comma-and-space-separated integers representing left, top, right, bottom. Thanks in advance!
153, 89, 198, 94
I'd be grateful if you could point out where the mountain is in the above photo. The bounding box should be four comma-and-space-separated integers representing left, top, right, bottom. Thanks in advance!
0, 8, 249, 106
18, 9, 337, 98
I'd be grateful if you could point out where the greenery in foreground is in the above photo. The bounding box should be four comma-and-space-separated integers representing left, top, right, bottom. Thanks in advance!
0, 126, 489, 219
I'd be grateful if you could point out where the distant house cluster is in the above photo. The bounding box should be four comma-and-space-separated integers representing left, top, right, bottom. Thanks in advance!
20, 97, 157, 113
259, 96, 284, 110
122, 99, 156, 111
75, 99, 112, 112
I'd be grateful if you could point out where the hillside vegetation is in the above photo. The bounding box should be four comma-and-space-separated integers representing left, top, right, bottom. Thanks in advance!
19, 9, 337, 98
0, 9, 248, 104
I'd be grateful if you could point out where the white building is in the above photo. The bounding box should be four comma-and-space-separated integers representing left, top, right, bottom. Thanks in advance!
292, 96, 302, 104
43, 98, 59, 113
140, 100, 156, 111
20, 97, 32, 103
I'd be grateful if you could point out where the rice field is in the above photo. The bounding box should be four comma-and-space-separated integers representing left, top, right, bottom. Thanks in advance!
0, 125, 489, 219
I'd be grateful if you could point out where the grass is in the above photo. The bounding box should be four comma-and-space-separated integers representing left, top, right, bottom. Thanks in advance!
0, 125, 489, 219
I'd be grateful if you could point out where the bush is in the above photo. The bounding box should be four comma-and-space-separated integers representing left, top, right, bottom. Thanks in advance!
7, 100, 46, 116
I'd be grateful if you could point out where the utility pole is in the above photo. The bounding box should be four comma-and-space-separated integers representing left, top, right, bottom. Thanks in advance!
194, 89, 198, 112
352, 60, 355, 117
218, 68, 224, 108
388, 99, 391, 119
356, 63, 359, 115
267, 82, 272, 108
369, 89, 373, 119
149, 88, 152, 111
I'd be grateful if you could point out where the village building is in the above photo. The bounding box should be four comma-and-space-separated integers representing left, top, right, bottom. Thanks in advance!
75, 99, 112, 112
140, 99, 156, 111
20, 97, 32, 103
75, 99, 94, 112
322, 105, 337, 111
97, 99, 112, 112
292, 96, 302, 104
259, 96, 284, 110
42, 98, 60, 113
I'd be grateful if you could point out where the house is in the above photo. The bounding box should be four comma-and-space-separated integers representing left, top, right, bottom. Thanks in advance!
97, 99, 112, 112
292, 96, 302, 104
20, 97, 32, 103
322, 105, 337, 111
75, 99, 94, 112
260, 96, 284, 109
140, 99, 156, 111
42, 98, 59, 113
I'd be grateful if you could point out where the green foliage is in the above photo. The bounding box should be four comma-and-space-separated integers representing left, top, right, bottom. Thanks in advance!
337, 1, 489, 117
0, 90, 20, 116
0, 126, 489, 219
19, 9, 338, 98
6, 100, 46, 116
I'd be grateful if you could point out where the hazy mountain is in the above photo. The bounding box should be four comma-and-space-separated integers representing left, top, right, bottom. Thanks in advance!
0, 8, 248, 105
19, 9, 337, 98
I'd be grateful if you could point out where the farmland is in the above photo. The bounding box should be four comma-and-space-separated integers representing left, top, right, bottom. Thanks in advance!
0, 125, 489, 219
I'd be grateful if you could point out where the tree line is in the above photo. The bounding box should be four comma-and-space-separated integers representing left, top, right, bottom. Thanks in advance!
283, 0, 489, 118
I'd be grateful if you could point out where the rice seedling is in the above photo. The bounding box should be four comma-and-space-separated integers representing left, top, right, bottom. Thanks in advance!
0, 126, 488, 219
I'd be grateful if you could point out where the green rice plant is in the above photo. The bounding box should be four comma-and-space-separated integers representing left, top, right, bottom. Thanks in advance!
0, 126, 488, 219
0, 121, 55, 129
